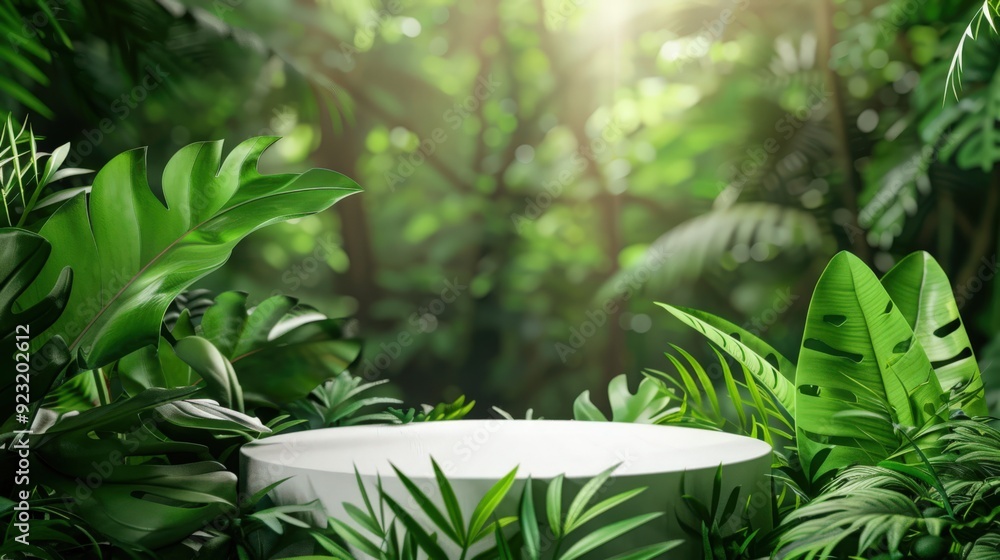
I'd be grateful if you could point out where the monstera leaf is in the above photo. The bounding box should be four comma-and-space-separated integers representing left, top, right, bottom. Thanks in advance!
0, 229, 72, 424
34, 387, 238, 549
573, 374, 677, 423
657, 303, 797, 415
796, 252, 946, 480
16, 137, 360, 368
198, 291, 361, 407
881, 252, 988, 416
119, 292, 360, 409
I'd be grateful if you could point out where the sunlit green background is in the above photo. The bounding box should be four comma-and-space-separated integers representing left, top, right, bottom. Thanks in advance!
17, 0, 1000, 415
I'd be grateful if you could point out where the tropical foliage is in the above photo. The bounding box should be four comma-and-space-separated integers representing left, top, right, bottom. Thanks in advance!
322, 462, 681, 560
3, 0, 1000, 558
575, 250, 996, 558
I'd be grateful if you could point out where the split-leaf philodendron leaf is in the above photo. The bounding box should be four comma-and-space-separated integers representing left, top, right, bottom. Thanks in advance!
16, 137, 360, 368
120, 291, 361, 408
33, 387, 237, 549
880, 251, 988, 416
199, 291, 361, 407
0, 228, 71, 424
796, 251, 945, 479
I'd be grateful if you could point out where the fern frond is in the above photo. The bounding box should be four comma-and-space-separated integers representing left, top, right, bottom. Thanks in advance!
597, 203, 831, 301
777, 487, 926, 559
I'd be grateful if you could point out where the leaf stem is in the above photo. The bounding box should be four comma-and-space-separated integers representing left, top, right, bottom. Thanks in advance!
94, 367, 110, 406
896, 426, 956, 519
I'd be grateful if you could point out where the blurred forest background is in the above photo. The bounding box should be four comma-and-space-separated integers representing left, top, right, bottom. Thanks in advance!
6, 0, 1000, 416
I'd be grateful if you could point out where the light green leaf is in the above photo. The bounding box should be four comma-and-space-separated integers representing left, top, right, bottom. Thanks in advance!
573, 375, 676, 423
390, 463, 462, 544
546, 474, 564, 538
658, 303, 796, 415
565, 465, 617, 532
381, 491, 449, 560
18, 138, 360, 368
557, 513, 662, 560
327, 516, 383, 558
468, 467, 519, 543
200, 291, 361, 407
173, 336, 244, 412
156, 399, 269, 435
881, 251, 987, 415
519, 478, 541, 560
796, 252, 945, 480
431, 458, 465, 543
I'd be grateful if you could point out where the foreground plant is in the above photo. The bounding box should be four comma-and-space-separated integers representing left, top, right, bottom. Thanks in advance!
0, 134, 364, 557
575, 250, 993, 557
0, 114, 90, 228
663, 251, 990, 556
18, 136, 360, 368
660, 251, 985, 481
777, 419, 1000, 559
322, 461, 680, 560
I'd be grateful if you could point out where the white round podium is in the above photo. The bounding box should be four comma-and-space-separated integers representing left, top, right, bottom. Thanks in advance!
242, 420, 772, 558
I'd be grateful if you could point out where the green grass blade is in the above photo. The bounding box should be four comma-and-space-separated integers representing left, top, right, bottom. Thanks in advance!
564, 465, 619, 533
381, 493, 449, 560
494, 519, 514, 559
354, 466, 378, 529
546, 474, 565, 538
605, 541, 685, 560
673, 344, 721, 417
431, 458, 466, 543
327, 516, 383, 558
568, 487, 646, 533
344, 502, 384, 539
390, 464, 461, 545
557, 513, 663, 560
519, 479, 541, 560
467, 467, 519, 543
312, 531, 357, 559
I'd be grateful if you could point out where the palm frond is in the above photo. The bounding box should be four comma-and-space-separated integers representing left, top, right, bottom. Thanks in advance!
284, 371, 402, 428
388, 395, 475, 423
776, 487, 927, 559
596, 203, 831, 301
944, 0, 999, 100
649, 344, 795, 456
0, 1, 69, 117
